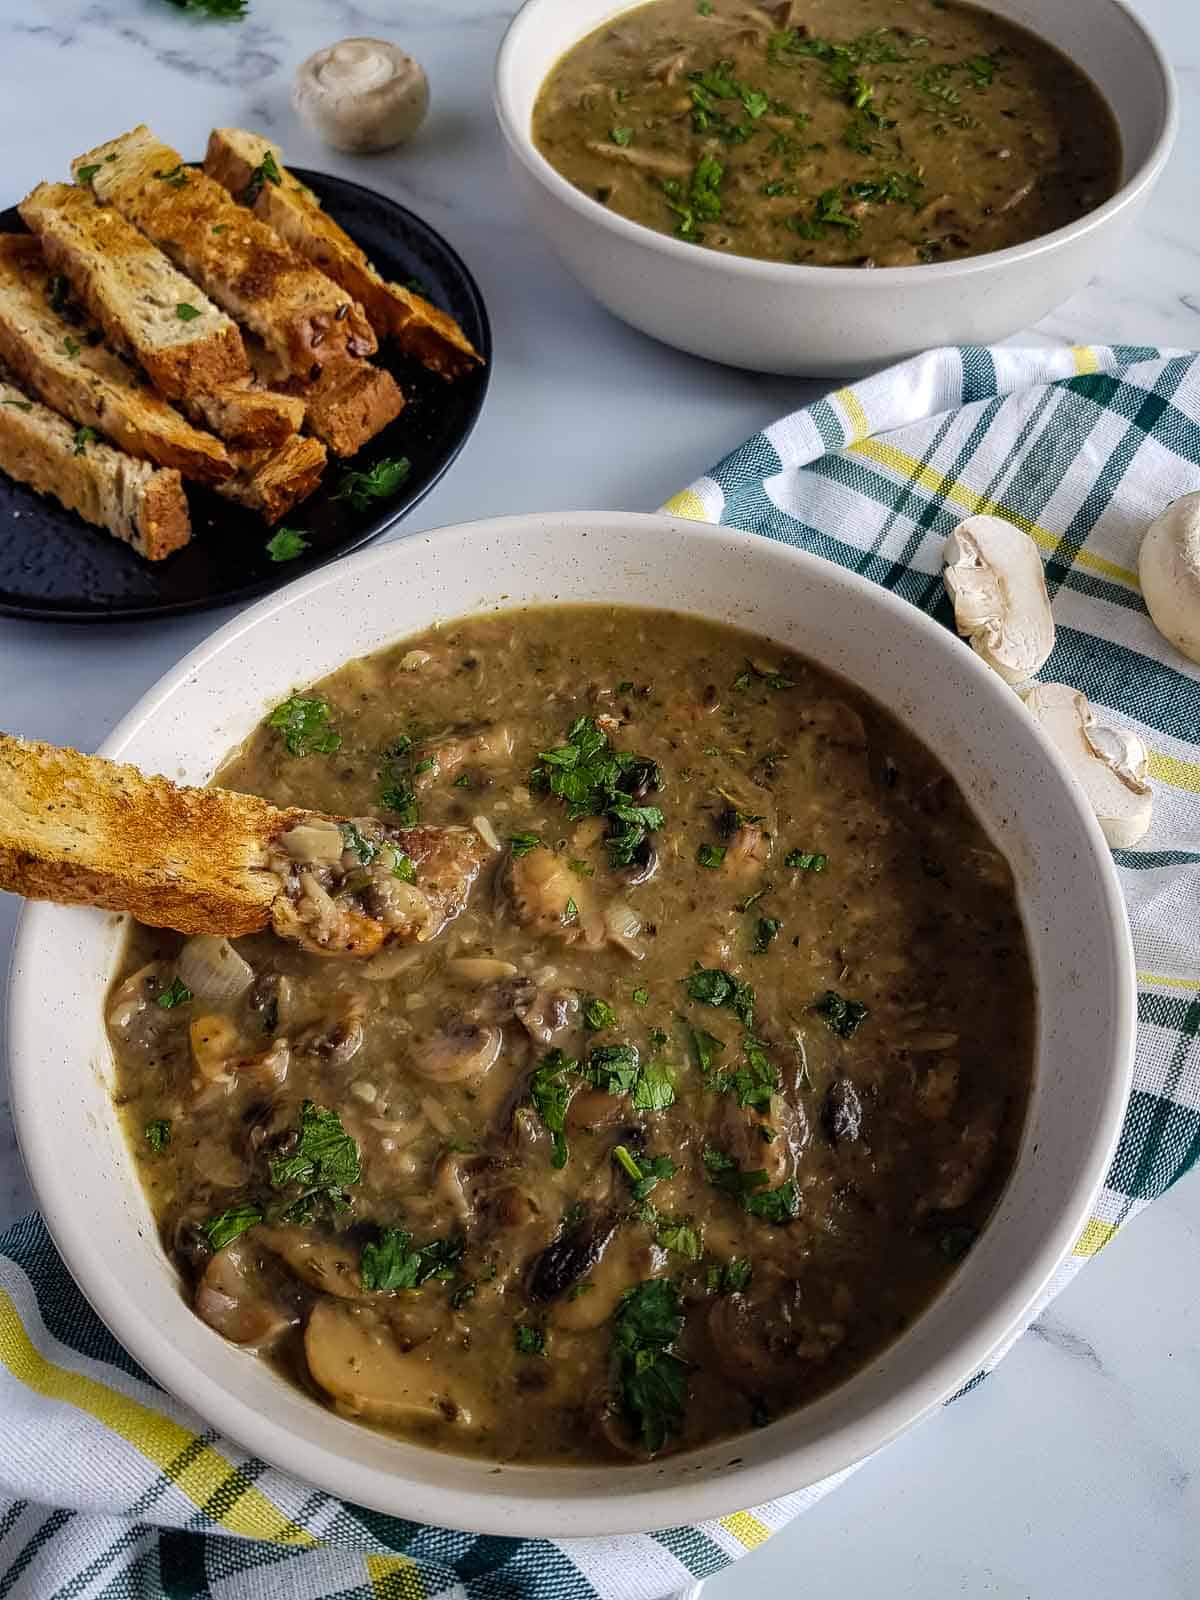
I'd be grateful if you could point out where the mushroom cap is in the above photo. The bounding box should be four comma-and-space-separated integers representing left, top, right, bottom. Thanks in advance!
943, 515, 1055, 686
1020, 682, 1153, 849
292, 37, 430, 155
1139, 491, 1200, 665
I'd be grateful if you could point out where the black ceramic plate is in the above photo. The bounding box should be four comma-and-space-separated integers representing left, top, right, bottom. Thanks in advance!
0, 169, 491, 621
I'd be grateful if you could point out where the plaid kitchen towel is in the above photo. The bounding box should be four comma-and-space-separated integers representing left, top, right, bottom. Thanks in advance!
2, 343, 1198, 1598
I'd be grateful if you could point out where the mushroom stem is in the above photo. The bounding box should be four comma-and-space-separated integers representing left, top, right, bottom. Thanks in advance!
1020, 683, 1153, 848
943, 515, 1055, 686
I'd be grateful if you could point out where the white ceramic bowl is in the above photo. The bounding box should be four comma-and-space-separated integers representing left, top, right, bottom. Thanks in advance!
494, 0, 1177, 376
9, 513, 1135, 1536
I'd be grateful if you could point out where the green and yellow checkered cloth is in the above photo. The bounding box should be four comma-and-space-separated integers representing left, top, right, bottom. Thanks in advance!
1, 344, 1197, 1598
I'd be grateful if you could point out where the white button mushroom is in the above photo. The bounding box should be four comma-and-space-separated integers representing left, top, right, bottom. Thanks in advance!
1138, 491, 1200, 665
292, 38, 430, 155
943, 515, 1056, 686
1020, 682, 1153, 848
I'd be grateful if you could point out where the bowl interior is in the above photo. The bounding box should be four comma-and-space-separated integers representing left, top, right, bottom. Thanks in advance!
8, 513, 1134, 1536
497, 0, 1172, 236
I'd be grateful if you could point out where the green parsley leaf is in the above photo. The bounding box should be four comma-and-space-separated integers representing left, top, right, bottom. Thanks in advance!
176, 303, 202, 322
564, 896, 579, 923
609, 126, 634, 146
77, 163, 101, 183
144, 1119, 171, 1153
784, 849, 827, 871
585, 1043, 641, 1097
683, 967, 755, 1027
664, 151, 725, 240
530, 717, 663, 871
452, 772, 472, 788
814, 990, 870, 1038
212, 223, 228, 234
613, 1144, 677, 1202
568, 857, 593, 877
391, 850, 417, 883
153, 164, 189, 188
613, 1280, 689, 1453
656, 1217, 702, 1260
63, 335, 80, 359
267, 694, 341, 756
509, 832, 542, 857
361, 1226, 463, 1291
632, 987, 650, 1006
583, 996, 617, 1032
697, 0, 713, 11
378, 736, 419, 825
529, 1048, 578, 1169
753, 917, 781, 954
242, 147, 283, 205
72, 426, 99, 456
684, 1021, 725, 1074
515, 1322, 546, 1356
703, 1146, 799, 1222
1, 399, 33, 412
632, 1056, 675, 1111
335, 456, 411, 511
265, 526, 309, 563
697, 842, 726, 869
269, 1100, 361, 1195
204, 1204, 263, 1249
156, 976, 192, 1009
708, 1257, 752, 1294
338, 822, 377, 865
745, 1180, 800, 1223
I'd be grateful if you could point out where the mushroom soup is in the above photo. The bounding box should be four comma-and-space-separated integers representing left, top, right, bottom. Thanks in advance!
107, 606, 1035, 1462
532, 0, 1122, 268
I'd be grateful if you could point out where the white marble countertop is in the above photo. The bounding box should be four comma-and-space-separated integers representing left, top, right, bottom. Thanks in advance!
0, 1, 1197, 1594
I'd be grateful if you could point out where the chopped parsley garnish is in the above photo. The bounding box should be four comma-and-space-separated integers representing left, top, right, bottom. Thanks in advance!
391, 850, 417, 883
203, 1203, 263, 1250
584, 1043, 641, 1096
632, 987, 650, 1006
267, 694, 341, 756
452, 773, 472, 788
379, 735, 418, 823
683, 967, 755, 1027
815, 990, 870, 1038
176, 302, 202, 322
144, 1119, 171, 1153
530, 716, 663, 871
63, 335, 80, 359
752, 917, 782, 953
613, 1144, 676, 1202
529, 1047, 578, 1169
338, 821, 377, 864
568, 857, 593, 877
696, 842, 726, 869
269, 1100, 361, 1215
335, 455, 412, 511
697, 0, 713, 11
708, 1033, 777, 1110
265, 527, 308, 563
656, 1217, 702, 1260
360, 1227, 463, 1291
1, 399, 32, 412
515, 1323, 546, 1356
156, 976, 192, 1009
509, 831, 542, 857
684, 1021, 725, 1074
583, 996, 617, 1032
707, 1257, 753, 1294
663, 151, 725, 240
72, 426, 99, 456
703, 1147, 799, 1222
564, 896, 579, 923
784, 849, 827, 871
77, 163, 101, 184
613, 1280, 689, 1454
609, 126, 634, 146
153, 164, 189, 188
166, 0, 249, 14
242, 147, 283, 205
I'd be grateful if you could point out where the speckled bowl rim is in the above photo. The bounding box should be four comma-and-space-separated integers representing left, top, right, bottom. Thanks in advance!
8, 513, 1136, 1537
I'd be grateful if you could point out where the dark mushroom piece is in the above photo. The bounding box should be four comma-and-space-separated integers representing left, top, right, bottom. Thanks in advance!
528, 1211, 618, 1303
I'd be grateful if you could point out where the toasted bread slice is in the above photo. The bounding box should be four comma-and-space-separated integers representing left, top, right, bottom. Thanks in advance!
217, 434, 327, 524
205, 128, 482, 380
0, 732, 296, 936
0, 734, 488, 951
75, 127, 376, 379
247, 337, 404, 458
20, 181, 246, 398
0, 367, 189, 560
0, 235, 231, 485
195, 381, 305, 450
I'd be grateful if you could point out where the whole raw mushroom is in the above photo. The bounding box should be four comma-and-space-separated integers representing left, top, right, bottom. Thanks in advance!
1138, 491, 1200, 665
292, 38, 430, 155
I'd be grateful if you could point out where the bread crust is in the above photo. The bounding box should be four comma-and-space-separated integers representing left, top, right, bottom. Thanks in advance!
0, 733, 303, 936
0, 235, 232, 485
217, 434, 327, 523
204, 128, 482, 380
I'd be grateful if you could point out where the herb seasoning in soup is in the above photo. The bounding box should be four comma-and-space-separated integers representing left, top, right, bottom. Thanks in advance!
108, 607, 1035, 1462
532, 0, 1121, 267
